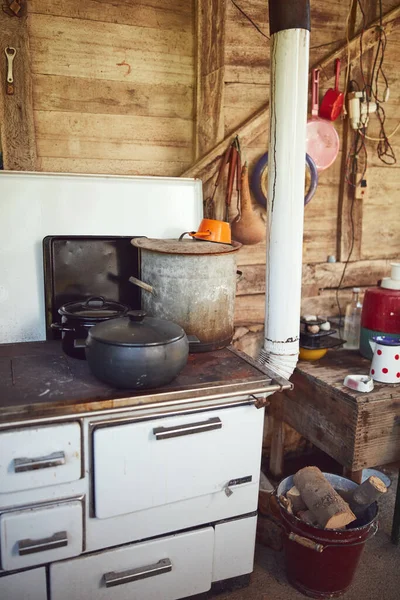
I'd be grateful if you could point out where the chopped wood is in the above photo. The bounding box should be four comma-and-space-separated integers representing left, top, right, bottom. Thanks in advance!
297, 510, 319, 527
350, 476, 387, 516
294, 467, 356, 529
287, 486, 307, 513
279, 494, 293, 514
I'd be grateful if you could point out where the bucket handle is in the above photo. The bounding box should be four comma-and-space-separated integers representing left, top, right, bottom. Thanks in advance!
129, 276, 156, 296
288, 520, 379, 552
289, 533, 324, 553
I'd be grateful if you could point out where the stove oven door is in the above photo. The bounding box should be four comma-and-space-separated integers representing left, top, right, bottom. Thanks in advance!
92, 404, 263, 519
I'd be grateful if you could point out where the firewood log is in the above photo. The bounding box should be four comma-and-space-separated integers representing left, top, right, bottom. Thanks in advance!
294, 467, 356, 529
350, 476, 387, 516
297, 510, 319, 526
287, 486, 307, 513
279, 494, 293, 514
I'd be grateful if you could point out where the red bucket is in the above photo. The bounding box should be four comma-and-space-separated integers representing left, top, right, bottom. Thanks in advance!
277, 473, 378, 598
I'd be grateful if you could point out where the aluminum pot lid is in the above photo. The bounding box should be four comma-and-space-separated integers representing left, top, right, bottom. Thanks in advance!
131, 237, 241, 255
89, 310, 186, 347
59, 296, 129, 320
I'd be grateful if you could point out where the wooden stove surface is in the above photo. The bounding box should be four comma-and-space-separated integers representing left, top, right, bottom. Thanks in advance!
0, 341, 273, 425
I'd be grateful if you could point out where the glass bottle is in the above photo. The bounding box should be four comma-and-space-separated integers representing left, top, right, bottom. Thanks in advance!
343, 288, 363, 350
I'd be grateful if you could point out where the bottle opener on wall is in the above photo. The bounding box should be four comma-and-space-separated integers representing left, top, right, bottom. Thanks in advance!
5, 46, 16, 95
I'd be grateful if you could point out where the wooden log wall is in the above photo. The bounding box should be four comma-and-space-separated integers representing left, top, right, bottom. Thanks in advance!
25, 0, 195, 176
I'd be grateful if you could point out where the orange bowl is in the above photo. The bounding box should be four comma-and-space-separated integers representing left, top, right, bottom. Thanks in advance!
189, 219, 231, 244
299, 347, 328, 361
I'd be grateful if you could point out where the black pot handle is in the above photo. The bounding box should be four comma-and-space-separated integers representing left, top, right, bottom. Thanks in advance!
51, 322, 74, 332
84, 296, 105, 307
73, 339, 87, 349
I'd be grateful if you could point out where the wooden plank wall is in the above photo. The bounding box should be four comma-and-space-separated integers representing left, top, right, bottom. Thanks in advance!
229, 0, 400, 358
26, 0, 194, 176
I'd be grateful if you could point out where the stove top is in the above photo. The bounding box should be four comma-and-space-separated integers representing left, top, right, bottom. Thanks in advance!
0, 342, 290, 425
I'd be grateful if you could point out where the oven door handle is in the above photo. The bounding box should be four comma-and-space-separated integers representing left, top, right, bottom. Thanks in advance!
14, 451, 66, 472
104, 558, 172, 587
18, 531, 68, 555
153, 417, 222, 440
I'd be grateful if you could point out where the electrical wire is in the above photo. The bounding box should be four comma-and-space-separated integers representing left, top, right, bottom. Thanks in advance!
230, 0, 269, 40
361, 121, 400, 141
336, 130, 365, 335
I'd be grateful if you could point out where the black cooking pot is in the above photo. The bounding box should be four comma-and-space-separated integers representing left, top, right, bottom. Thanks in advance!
85, 310, 189, 389
51, 296, 129, 359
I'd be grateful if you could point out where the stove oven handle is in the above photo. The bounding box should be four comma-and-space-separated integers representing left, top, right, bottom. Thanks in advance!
153, 417, 222, 440
104, 558, 172, 587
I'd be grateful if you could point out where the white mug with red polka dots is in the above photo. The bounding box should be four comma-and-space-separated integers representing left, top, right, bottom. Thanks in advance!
369, 336, 400, 384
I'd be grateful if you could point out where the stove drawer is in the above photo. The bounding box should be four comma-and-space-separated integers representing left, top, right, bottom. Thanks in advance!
0, 567, 47, 600
93, 404, 262, 519
50, 527, 214, 600
0, 500, 83, 571
0, 423, 81, 494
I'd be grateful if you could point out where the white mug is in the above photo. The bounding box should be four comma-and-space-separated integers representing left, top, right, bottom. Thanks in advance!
369, 336, 400, 384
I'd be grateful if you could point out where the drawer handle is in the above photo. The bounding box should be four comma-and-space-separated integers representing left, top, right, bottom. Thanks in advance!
153, 417, 222, 440
14, 451, 66, 472
18, 531, 68, 555
104, 558, 172, 587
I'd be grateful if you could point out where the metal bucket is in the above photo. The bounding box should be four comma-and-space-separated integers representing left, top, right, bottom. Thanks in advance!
131, 238, 241, 352
277, 473, 378, 598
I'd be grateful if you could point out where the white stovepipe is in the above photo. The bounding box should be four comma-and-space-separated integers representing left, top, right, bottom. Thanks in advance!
259, 27, 310, 379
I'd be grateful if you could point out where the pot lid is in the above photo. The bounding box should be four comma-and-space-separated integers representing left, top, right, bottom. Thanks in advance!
59, 296, 128, 320
131, 237, 241, 255
89, 310, 186, 346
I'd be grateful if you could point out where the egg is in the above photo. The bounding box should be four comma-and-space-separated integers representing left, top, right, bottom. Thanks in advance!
307, 325, 320, 334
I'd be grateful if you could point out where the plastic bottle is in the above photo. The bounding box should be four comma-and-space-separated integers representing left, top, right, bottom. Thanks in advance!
343, 288, 363, 350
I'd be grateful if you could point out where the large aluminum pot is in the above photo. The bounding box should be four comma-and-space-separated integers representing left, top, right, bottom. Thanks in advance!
131, 238, 242, 352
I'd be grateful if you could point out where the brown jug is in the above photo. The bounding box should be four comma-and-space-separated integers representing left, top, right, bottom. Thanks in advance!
231, 163, 266, 245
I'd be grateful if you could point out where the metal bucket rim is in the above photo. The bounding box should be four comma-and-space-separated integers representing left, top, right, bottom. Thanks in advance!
277, 472, 379, 533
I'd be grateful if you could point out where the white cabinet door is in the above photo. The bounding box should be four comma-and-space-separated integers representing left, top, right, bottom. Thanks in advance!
0, 500, 83, 571
213, 516, 257, 582
0, 568, 47, 600
93, 404, 262, 518
51, 527, 214, 600
0, 423, 81, 494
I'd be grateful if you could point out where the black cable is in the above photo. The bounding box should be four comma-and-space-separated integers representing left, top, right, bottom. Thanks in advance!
337, 130, 366, 335
230, 0, 269, 40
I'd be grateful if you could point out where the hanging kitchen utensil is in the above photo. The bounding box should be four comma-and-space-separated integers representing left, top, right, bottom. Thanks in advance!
84, 310, 190, 389
205, 143, 233, 219
4, 46, 16, 95
250, 152, 318, 208
225, 143, 238, 222
319, 59, 344, 121
231, 163, 265, 245
306, 69, 340, 171
204, 137, 241, 222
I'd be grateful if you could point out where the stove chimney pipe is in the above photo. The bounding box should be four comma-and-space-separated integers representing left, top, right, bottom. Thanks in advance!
259, 1, 310, 379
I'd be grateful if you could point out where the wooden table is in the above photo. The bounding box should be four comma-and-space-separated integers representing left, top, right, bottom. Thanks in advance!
268, 350, 400, 543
